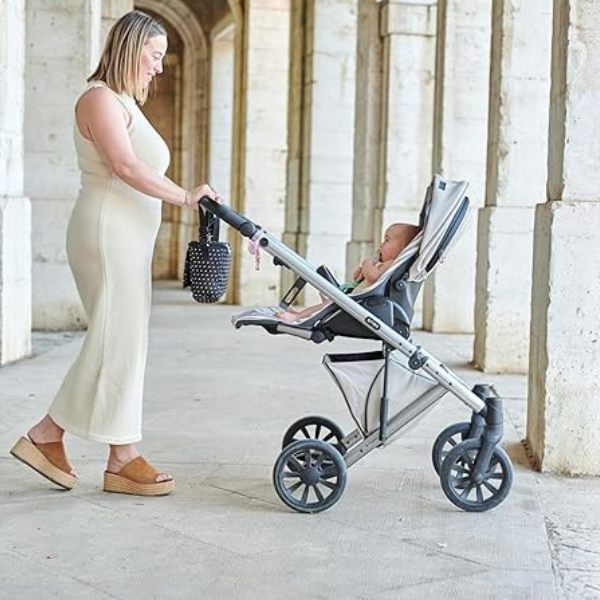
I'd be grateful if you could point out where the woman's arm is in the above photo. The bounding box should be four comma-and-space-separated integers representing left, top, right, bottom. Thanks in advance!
76, 87, 214, 206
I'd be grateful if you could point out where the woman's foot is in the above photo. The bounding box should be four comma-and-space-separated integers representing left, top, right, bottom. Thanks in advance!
106, 444, 172, 483
11, 414, 77, 489
104, 446, 174, 497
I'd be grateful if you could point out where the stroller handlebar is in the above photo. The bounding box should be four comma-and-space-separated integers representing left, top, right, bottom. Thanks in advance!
199, 196, 258, 238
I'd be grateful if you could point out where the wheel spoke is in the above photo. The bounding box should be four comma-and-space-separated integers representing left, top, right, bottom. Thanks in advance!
286, 480, 304, 494
460, 482, 475, 498
319, 479, 337, 490
452, 464, 471, 476
301, 426, 311, 439
482, 480, 500, 495
320, 466, 338, 480
315, 424, 322, 439
447, 437, 458, 448
301, 485, 309, 505
323, 432, 335, 442
486, 471, 503, 480
462, 452, 476, 469
282, 470, 301, 479
314, 452, 328, 469
476, 485, 483, 503
289, 456, 304, 472
452, 475, 470, 489
313, 484, 325, 502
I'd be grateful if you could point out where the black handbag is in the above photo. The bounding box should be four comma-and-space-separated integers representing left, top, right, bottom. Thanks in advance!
183, 209, 232, 303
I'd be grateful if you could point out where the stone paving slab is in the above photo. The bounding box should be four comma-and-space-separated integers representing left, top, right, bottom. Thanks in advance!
0, 284, 598, 599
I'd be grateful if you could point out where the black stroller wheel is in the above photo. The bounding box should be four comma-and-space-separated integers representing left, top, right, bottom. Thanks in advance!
282, 415, 346, 455
440, 438, 514, 512
273, 439, 347, 513
431, 422, 471, 475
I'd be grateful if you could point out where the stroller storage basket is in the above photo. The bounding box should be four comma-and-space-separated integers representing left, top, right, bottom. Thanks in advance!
323, 351, 447, 437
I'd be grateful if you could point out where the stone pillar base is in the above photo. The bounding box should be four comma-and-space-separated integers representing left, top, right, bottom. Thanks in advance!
526, 200, 600, 475
0, 197, 32, 364
473, 206, 535, 373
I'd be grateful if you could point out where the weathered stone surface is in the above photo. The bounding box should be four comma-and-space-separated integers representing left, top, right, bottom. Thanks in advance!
424, 0, 493, 333
528, 201, 600, 475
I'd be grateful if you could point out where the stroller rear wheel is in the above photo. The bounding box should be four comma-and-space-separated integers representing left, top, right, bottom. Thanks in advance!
273, 439, 347, 513
440, 438, 513, 512
282, 415, 346, 455
431, 421, 471, 475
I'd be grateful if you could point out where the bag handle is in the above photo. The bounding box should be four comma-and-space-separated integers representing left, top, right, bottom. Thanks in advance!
199, 207, 220, 242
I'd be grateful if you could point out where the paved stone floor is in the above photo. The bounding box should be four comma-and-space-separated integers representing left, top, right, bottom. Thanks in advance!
1, 284, 599, 599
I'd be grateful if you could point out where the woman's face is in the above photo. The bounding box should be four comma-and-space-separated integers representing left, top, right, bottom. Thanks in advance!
140, 34, 167, 86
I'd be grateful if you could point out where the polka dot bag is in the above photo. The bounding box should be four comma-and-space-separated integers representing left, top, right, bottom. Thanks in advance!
183, 210, 232, 303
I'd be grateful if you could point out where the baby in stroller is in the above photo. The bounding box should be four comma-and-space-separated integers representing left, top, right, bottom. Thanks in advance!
276, 222, 421, 322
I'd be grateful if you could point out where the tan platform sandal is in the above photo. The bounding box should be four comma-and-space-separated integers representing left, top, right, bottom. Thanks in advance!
103, 456, 174, 496
10, 436, 77, 490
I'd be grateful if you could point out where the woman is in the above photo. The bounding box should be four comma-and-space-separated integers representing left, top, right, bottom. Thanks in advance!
11, 10, 216, 496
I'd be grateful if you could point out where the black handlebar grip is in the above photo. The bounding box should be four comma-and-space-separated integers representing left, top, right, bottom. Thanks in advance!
199, 197, 258, 238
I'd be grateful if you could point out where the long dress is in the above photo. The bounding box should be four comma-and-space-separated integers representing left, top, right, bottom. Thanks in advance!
48, 81, 170, 444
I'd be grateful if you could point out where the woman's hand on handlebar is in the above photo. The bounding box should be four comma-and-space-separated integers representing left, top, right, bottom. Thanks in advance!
188, 183, 224, 208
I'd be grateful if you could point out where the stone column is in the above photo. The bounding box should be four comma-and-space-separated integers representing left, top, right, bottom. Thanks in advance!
0, 0, 32, 364
526, 0, 600, 475
347, 0, 384, 275
285, 0, 358, 304
379, 0, 437, 326
233, 0, 291, 305
423, 0, 492, 332
379, 0, 436, 227
25, 0, 101, 330
473, 0, 552, 373
210, 24, 235, 209
101, 0, 133, 43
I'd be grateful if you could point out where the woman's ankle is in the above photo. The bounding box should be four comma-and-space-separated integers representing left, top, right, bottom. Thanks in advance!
107, 444, 139, 473
28, 414, 65, 444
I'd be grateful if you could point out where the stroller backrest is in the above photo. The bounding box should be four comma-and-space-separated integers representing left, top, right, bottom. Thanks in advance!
350, 174, 470, 300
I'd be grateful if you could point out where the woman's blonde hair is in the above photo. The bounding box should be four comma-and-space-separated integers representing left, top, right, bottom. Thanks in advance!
88, 10, 166, 104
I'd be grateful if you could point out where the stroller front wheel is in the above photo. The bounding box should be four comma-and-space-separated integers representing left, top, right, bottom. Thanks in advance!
440, 438, 514, 512
273, 439, 347, 513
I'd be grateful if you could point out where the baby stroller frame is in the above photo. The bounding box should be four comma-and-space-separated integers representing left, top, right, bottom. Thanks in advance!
200, 181, 514, 514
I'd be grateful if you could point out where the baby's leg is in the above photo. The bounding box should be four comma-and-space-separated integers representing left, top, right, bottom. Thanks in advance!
276, 300, 332, 322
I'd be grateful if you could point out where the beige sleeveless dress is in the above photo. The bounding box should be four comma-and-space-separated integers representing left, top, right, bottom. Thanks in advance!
48, 82, 170, 444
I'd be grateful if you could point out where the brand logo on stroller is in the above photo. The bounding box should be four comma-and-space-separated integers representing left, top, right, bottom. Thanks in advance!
365, 317, 380, 330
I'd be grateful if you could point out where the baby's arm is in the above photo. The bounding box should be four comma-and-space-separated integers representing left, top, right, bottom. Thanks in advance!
360, 258, 395, 284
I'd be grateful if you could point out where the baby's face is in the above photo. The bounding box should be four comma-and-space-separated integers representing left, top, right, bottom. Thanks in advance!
379, 226, 407, 262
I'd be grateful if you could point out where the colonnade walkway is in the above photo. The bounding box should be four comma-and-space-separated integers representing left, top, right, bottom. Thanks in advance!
1, 283, 598, 599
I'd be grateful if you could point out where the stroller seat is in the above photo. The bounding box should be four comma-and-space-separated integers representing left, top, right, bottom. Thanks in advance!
232, 175, 470, 343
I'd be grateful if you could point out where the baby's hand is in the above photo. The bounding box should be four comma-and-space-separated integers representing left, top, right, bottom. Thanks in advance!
361, 257, 376, 269
352, 266, 363, 281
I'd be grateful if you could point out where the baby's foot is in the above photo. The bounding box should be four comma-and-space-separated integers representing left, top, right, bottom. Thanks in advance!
275, 310, 299, 322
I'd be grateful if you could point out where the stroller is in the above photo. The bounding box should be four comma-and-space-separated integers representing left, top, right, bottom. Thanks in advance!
201, 175, 514, 513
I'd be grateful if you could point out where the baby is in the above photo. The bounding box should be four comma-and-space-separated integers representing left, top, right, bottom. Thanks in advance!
277, 222, 421, 322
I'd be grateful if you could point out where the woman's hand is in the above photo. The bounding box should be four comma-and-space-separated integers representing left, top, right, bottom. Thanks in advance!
187, 183, 223, 208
